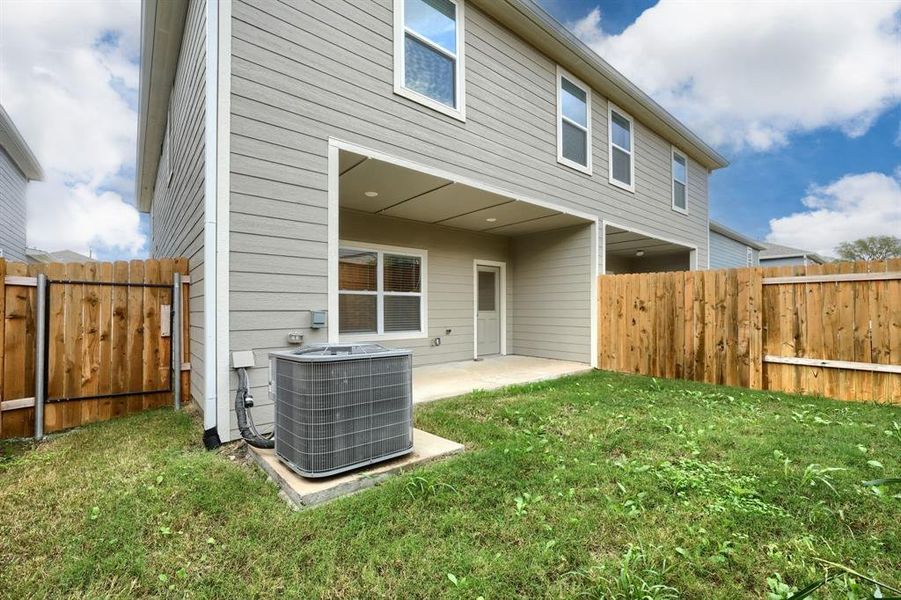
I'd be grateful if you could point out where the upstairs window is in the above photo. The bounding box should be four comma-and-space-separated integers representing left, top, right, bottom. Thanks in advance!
672, 148, 688, 213
556, 67, 592, 174
394, 0, 465, 120
608, 105, 634, 191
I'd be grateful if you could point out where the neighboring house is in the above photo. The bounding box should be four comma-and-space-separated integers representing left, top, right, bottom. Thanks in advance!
0, 105, 43, 261
708, 220, 765, 269
25, 248, 95, 264
759, 242, 827, 267
136, 0, 728, 442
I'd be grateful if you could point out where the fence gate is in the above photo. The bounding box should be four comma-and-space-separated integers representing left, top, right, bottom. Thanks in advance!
0, 258, 190, 439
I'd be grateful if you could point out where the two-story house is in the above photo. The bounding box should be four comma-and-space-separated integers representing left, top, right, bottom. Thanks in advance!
0, 104, 43, 261
137, 0, 728, 443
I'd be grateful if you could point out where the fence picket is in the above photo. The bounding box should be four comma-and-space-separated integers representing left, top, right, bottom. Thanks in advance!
596, 261, 899, 404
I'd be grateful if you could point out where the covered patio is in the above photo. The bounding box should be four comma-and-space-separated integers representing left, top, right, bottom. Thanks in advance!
604, 223, 697, 274
412, 355, 592, 404
329, 143, 599, 370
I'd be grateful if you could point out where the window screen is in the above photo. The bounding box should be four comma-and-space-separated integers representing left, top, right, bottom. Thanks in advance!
559, 74, 590, 168
384, 295, 422, 332
609, 109, 633, 188
402, 0, 459, 109
339, 249, 377, 290
339, 294, 377, 334
384, 254, 421, 292
672, 152, 687, 211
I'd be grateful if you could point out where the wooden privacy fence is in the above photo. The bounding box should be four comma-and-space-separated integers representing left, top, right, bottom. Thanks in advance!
0, 258, 190, 439
597, 259, 900, 404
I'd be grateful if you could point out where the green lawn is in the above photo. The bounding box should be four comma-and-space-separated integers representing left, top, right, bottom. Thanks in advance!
1, 371, 898, 599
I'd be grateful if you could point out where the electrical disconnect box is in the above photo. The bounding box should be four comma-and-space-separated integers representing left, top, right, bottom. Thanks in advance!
232, 351, 255, 369
310, 310, 327, 329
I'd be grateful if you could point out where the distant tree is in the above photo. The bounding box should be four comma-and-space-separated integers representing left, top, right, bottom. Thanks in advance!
834, 235, 901, 262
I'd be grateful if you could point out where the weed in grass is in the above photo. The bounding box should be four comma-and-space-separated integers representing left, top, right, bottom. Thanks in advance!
766, 573, 798, 599
512, 492, 543, 516
655, 459, 789, 517
568, 544, 679, 600
404, 475, 458, 501
799, 463, 847, 494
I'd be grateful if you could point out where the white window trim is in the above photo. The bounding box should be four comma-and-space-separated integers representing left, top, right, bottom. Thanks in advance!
393, 0, 466, 122
671, 146, 688, 215
608, 103, 635, 192
556, 66, 592, 175
338, 240, 429, 342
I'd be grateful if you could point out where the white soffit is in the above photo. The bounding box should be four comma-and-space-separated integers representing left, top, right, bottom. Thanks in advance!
605, 225, 690, 256
340, 157, 450, 212
382, 183, 512, 223
338, 151, 591, 235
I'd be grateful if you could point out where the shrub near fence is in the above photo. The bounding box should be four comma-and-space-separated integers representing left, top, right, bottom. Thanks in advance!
0, 258, 190, 439
597, 259, 900, 404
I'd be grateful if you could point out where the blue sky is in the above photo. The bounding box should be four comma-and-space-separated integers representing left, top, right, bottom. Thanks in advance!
2, 0, 898, 261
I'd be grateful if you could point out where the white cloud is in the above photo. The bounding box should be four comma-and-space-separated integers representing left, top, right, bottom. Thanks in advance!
571, 2, 901, 151
0, 0, 144, 258
27, 181, 145, 255
765, 170, 901, 257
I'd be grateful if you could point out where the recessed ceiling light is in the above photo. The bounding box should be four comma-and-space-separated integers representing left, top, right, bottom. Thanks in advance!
485, 217, 497, 222
635, 250, 645, 257
364, 191, 379, 197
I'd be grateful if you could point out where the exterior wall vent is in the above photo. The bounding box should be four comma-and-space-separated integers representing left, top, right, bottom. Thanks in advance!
269, 344, 413, 478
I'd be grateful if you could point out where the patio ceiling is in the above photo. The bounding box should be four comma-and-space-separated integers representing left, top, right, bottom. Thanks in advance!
339, 150, 589, 236
605, 225, 692, 257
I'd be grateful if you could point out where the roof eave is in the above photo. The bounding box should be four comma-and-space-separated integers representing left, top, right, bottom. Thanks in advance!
135, 0, 189, 213
0, 105, 44, 181
709, 220, 766, 250
472, 0, 729, 171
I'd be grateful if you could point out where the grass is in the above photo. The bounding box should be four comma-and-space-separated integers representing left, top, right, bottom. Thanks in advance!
0, 370, 898, 599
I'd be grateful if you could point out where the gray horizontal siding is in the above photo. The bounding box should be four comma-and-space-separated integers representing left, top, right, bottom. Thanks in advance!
0, 147, 27, 261
230, 209, 513, 437
229, 0, 709, 250
226, 0, 711, 437
512, 225, 592, 363
709, 230, 757, 269
148, 0, 206, 407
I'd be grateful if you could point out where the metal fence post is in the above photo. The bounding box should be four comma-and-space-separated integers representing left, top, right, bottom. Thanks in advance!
172, 271, 182, 410
34, 273, 48, 440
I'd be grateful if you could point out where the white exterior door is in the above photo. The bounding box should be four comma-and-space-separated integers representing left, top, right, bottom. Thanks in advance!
476, 265, 500, 356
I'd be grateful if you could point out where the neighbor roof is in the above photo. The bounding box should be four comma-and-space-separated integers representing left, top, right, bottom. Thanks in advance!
709, 220, 766, 250
25, 248, 95, 264
0, 104, 43, 181
759, 242, 826, 264
134, 0, 729, 212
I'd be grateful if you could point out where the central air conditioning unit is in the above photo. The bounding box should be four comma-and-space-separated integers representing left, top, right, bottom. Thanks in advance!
269, 344, 414, 478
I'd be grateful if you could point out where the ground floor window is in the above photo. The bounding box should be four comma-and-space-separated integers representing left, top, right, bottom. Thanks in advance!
339, 243, 427, 337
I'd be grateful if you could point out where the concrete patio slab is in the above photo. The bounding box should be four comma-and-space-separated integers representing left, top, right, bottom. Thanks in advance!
249, 429, 464, 508
413, 355, 592, 404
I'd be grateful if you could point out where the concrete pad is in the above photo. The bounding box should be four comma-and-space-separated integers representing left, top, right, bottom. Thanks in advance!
249, 429, 464, 508
413, 355, 592, 404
